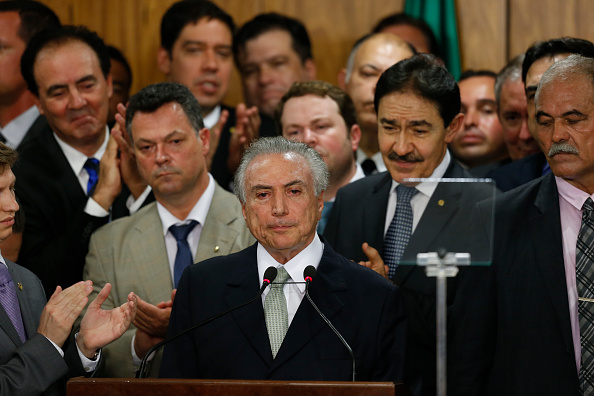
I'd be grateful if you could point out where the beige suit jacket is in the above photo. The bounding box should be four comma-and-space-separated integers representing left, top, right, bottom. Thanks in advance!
79, 183, 255, 377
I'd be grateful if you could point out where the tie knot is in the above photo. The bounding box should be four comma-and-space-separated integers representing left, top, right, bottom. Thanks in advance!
396, 184, 418, 203
84, 158, 99, 172
583, 198, 594, 212
274, 266, 291, 285
0, 265, 11, 287
169, 220, 198, 242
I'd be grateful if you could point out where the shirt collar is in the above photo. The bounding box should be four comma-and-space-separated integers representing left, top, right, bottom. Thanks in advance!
257, 233, 324, 293
390, 150, 451, 198
53, 126, 109, 175
556, 175, 594, 211
202, 105, 222, 130
157, 173, 216, 234
0, 106, 40, 148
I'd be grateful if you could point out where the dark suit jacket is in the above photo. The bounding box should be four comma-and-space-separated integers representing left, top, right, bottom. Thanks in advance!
160, 241, 406, 382
487, 152, 547, 192
13, 125, 129, 299
324, 160, 496, 396
0, 260, 87, 396
210, 105, 277, 191
468, 173, 580, 395
16, 114, 48, 151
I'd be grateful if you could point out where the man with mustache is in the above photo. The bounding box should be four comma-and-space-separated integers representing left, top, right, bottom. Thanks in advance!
325, 54, 495, 396
467, 54, 594, 394
14, 26, 149, 300
449, 70, 509, 176
158, 0, 276, 191
488, 38, 594, 192
276, 81, 364, 233
79, 82, 254, 377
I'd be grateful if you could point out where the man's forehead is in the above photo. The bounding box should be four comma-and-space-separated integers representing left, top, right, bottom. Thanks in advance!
355, 35, 413, 65
177, 17, 232, 43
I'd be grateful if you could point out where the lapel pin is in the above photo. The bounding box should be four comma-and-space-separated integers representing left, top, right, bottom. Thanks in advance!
214, 245, 220, 253
17, 283, 22, 290
438, 199, 445, 207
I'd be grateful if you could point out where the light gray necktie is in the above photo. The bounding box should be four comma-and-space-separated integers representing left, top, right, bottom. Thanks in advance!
264, 266, 291, 358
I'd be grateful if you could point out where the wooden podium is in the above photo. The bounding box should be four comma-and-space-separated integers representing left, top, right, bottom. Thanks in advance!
67, 378, 410, 395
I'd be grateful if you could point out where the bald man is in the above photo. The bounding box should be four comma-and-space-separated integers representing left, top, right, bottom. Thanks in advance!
339, 33, 415, 174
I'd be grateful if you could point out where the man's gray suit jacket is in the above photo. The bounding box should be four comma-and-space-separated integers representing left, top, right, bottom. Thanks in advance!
80, 182, 255, 377
0, 260, 87, 395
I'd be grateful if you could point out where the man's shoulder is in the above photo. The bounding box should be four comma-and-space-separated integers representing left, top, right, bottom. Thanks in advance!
337, 171, 391, 197
93, 201, 159, 239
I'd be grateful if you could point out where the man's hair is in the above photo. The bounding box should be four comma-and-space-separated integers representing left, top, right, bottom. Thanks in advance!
0, 0, 60, 44
160, 0, 234, 55
21, 25, 110, 97
234, 13, 312, 66
107, 45, 132, 87
459, 69, 497, 82
344, 33, 416, 83
522, 37, 594, 83
234, 137, 329, 204
275, 81, 357, 134
0, 143, 18, 173
125, 82, 204, 139
494, 54, 525, 106
372, 12, 440, 56
536, 54, 594, 104
374, 53, 460, 127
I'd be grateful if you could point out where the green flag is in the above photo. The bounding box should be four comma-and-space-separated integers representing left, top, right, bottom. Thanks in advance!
404, 0, 462, 79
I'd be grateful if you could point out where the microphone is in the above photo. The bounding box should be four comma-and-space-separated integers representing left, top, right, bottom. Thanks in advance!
136, 266, 278, 378
303, 265, 356, 381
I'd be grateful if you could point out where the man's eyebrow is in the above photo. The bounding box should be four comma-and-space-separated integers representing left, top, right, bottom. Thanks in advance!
251, 180, 304, 191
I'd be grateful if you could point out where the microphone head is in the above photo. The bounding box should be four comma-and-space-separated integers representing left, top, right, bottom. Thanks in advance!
263, 266, 278, 285
303, 265, 316, 282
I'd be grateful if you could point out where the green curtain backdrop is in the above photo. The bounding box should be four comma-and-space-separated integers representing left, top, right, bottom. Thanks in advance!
404, 0, 462, 79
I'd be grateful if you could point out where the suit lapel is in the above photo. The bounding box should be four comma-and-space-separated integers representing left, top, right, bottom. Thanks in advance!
395, 161, 465, 285
396, 180, 462, 285
530, 175, 574, 354
270, 246, 347, 371
196, 184, 242, 259
132, 205, 173, 302
364, 173, 392, 255
0, 264, 30, 347
226, 246, 273, 366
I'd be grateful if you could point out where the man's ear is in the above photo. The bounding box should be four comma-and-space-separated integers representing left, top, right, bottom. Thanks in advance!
303, 58, 316, 80
157, 47, 172, 76
444, 113, 464, 144
34, 95, 44, 115
349, 124, 362, 152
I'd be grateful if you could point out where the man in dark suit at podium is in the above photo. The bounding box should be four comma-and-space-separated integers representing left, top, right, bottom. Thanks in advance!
160, 137, 406, 382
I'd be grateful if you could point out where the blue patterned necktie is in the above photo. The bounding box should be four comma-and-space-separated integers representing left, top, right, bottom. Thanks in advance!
83, 158, 100, 196
384, 184, 419, 278
264, 266, 291, 358
169, 220, 199, 288
0, 265, 27, 343
577, 197, 594, 394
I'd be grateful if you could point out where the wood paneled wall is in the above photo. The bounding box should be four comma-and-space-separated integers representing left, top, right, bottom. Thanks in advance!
36, 0, 594, 107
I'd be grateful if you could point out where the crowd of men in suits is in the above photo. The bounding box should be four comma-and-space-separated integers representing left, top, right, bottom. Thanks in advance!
2, 0, 594, 395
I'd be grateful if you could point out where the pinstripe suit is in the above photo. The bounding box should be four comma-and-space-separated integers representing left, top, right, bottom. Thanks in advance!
80, 182, 255, 377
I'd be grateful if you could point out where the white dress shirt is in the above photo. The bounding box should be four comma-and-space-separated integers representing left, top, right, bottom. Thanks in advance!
157, 174, 216, 283
257, 234, 324, 326
0, 105, 39, 149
